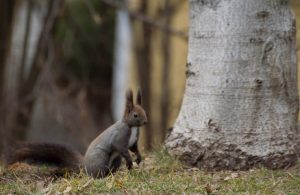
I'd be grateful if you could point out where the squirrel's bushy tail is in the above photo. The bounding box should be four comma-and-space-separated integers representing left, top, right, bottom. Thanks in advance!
4, 142, 83, 170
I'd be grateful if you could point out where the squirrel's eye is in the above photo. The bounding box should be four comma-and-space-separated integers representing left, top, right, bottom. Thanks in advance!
133, 113, 138, 118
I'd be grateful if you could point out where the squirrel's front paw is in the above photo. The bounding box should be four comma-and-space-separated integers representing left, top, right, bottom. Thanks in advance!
135, 156, 142, 165
126, 161, 133, 170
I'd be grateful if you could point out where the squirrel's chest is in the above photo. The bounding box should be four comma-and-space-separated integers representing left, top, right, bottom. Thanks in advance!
129, 127, 139, 147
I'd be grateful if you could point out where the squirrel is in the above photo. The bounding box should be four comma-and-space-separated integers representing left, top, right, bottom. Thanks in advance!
5, 89, 147, 178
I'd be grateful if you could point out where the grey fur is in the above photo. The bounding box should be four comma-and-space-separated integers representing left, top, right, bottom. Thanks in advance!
84, 121, 132, 178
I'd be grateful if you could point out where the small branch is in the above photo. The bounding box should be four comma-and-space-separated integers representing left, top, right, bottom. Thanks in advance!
287, 172, 300, 183
100, 0, 188, 40
82, 0, 102, 24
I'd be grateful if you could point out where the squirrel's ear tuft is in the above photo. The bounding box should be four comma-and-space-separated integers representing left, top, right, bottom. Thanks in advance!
137, 88, 142, 105
125, 89, 134, 113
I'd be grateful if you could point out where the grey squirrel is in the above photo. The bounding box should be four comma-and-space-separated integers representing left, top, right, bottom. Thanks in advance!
5, 89, 147, 178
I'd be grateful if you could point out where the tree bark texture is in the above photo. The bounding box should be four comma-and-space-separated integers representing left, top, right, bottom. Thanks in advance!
165, 0, 299, 170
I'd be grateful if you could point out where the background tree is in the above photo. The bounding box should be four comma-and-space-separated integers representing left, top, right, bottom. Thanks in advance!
166, 0, 299, 170
2, 0, 61, 148
0, 0, 15, 154
0, 0, 115, 154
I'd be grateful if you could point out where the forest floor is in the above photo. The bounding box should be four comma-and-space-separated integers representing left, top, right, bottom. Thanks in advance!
1, 150, 300, 194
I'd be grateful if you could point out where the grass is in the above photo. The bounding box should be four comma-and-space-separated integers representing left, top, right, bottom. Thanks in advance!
1, 150, 300, 194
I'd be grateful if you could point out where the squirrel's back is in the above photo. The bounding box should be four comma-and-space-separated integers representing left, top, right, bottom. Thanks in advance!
5, 142, 83, 170
85, 120, 129, 157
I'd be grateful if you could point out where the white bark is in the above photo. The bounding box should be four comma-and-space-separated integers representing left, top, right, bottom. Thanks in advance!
4, 1, 47, 103
4, 0, 28, 114
24, 1, 47, 79
112, 7, 131, 121
165, 0, 299, 170
2, 0, 49, 143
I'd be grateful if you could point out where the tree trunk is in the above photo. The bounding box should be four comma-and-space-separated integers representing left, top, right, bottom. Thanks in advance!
165, 0, 299, 170
3, 0, 62, 143
135, 0, 153, 150
160, 0, 171, 142
0, 0, 15, 156
112, 5, 131, 121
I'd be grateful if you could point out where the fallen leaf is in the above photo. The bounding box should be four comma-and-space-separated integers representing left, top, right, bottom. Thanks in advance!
224, 172, 239, 181
107, 177, 115, 189
205, 183, 213, 194
115, 178, 124, 188
187, 167, 200, 172
63, 186, 72, 194
36, 181, 45, 192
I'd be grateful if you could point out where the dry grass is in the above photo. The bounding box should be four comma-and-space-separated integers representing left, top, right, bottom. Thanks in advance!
1, 150, 300, 194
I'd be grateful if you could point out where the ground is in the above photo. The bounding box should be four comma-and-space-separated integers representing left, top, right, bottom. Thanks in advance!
1, 150, 300, 194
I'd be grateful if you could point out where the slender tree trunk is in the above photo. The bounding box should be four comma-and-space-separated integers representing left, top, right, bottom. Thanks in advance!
112, 5, 131, 121
135, 0, 153, 150
0, 0, 15, 156
160, 0, 171, 142
166, 0, 299, 170
0, 0, 15, 68
4, 0, 63, 143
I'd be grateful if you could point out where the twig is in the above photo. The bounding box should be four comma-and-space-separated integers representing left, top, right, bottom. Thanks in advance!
100, 0, 188, 39
82, 0, 102, 24
287, 172, 300, 182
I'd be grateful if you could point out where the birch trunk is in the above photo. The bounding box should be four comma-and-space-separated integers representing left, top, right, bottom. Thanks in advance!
165, 0, 299, 170
112, 6, 131, 121
3, 0, 60, 143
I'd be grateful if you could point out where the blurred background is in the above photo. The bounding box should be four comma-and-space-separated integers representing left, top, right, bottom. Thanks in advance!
0, 0, 299, 155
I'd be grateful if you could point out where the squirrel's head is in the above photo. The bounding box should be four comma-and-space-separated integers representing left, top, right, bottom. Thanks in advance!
123, 89, 148, 127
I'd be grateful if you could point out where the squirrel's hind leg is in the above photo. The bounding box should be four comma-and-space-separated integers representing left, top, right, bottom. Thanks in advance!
109, 156, 122, 173
91, 156, 121, 178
